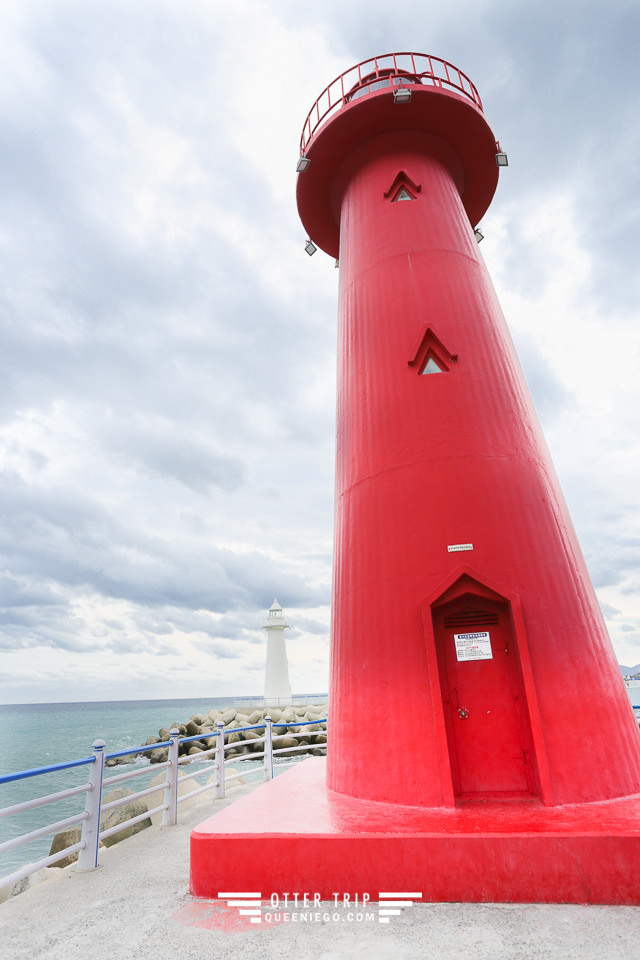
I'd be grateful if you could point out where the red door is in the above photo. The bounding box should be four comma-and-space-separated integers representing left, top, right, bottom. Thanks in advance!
434, 599, 537, 800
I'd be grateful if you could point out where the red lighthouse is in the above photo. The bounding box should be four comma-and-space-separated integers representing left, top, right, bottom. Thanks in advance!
191, 53, 640, 904
296, 52, 640, 810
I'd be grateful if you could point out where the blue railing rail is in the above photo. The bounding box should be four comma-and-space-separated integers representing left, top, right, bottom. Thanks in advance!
0, 714, 327, 892
0, 756, 96, 786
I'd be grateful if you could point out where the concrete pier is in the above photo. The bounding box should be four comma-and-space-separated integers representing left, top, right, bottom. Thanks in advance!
2, 776, 640, 959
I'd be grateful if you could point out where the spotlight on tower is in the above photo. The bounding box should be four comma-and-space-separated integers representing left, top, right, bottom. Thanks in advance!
393, 87, 412, 103
304, 239, 317, 256
474, 227, 484, 243
495, 151, 509, 166
296, 155, 311, 173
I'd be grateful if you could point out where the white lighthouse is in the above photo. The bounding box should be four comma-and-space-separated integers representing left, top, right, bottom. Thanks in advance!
262, 598, 291, 705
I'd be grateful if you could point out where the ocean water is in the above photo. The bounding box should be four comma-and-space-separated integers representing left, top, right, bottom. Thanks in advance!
0, 696, 261, 881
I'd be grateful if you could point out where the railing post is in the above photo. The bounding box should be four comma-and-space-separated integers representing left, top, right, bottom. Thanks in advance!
263, 715, 273, 781
162, 729, 180, 826
76, 739, 105, 871
213, 719, 226, 799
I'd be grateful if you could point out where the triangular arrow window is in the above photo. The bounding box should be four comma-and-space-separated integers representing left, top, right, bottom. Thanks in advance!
408, 326, 458, 377
421, 356, 444, 375
384, 171, 422, 201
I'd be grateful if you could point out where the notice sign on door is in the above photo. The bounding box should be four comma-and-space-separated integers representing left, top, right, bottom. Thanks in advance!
454, 631, 493, 661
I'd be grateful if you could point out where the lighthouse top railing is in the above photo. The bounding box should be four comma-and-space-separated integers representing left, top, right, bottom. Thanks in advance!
300, 52, 483, 155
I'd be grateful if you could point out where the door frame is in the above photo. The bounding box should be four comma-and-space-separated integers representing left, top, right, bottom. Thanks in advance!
421, 564, 554, 806
434, 594, 536, 799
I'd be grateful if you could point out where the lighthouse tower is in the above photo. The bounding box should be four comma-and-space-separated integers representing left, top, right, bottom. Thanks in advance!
296, 52, 640, 809
262, 598, 291, 705
191, 54, 640, 904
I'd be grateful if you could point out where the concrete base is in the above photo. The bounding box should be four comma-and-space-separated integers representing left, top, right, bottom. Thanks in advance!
190, 758, 640, 905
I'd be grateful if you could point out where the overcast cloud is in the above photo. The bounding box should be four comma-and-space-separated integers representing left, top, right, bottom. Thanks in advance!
1, 0, 639, 703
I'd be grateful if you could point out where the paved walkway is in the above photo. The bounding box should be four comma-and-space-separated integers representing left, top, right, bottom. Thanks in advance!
2, 776, 640, 960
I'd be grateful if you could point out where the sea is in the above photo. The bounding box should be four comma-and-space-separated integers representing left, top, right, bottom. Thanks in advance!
0, 695, 266, 881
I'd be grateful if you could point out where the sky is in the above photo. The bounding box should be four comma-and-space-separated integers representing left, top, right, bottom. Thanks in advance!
0, 0, 639, 704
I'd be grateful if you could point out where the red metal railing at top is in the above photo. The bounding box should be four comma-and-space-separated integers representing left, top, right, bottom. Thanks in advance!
300, 52, 483, 155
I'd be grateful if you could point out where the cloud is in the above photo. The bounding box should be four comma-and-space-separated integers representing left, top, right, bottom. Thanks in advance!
105, 422, 247, 495
0, 572, 64, 608
0, 0, 638, 700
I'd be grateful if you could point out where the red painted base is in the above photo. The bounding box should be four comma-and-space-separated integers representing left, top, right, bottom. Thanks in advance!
190, 759, 640, 905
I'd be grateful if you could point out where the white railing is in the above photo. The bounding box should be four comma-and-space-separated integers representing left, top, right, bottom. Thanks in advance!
0, 715, 327, 892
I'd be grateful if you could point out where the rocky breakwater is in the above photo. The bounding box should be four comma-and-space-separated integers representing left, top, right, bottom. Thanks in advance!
139, 704, 328, 764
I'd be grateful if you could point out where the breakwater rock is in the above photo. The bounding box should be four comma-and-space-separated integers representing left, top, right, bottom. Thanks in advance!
133, 704, 328, 766
48, 788, 152, 867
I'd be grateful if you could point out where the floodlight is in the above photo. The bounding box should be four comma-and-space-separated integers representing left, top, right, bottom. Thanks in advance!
393, 88, 412, 104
